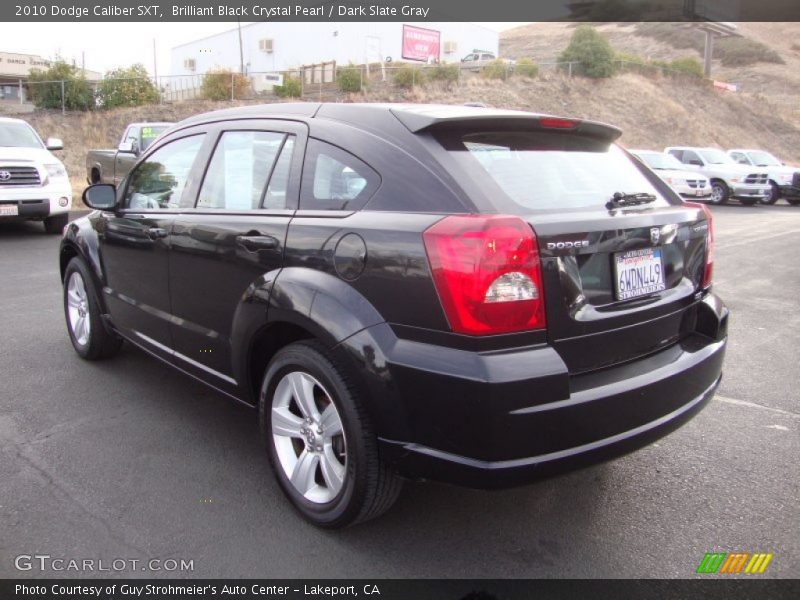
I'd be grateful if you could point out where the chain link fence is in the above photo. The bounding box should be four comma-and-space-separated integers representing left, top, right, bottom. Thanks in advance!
5, 59, 796, 115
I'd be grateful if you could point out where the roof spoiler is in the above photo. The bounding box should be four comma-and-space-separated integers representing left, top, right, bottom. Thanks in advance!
391, 107, 622, 141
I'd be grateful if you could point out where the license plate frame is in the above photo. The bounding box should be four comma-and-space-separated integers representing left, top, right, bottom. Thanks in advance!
613, 247, 666, 301
0, 204, 19, 216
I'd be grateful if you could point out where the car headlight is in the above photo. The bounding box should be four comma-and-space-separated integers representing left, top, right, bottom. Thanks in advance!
44, 163, 67, 178
671, 178, 686, 186
662, 177, 673, 184
780, 173, 792, 183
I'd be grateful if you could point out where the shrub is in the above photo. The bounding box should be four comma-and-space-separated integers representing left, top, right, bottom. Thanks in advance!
97, 64, 158, 108
427, 63, 460, 82
481, 59, 510, 80
27, 61, 94, 110
337, 64, 363, 92
513, 58, 539, 78
669, 57, 704, 78
393, 65, 425, 88
274, 76, 302, 98
558, 25, 617, 78
200, 69, 250, 101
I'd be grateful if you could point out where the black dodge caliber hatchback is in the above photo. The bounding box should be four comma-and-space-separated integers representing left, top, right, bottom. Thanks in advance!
62, 103, 728, 527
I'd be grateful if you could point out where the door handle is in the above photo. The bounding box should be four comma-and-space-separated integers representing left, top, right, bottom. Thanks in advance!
236, 234, 279, 251
146, 227, 168, 240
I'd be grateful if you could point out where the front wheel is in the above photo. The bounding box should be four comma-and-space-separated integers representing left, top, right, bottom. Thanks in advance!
710, 181, 729, 205
63, 258, 123, 360
260, 340, 402, 528
761, 183, 780, 205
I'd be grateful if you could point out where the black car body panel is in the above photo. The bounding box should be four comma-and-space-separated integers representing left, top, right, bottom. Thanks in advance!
61, 103, 727, 490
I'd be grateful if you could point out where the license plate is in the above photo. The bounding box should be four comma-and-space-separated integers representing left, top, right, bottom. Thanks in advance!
696, 189, 704, 196
614, 248, 666, 301
0, 204, 19, 216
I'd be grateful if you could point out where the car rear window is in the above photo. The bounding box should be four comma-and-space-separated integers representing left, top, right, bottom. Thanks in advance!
436, 130, 672, 212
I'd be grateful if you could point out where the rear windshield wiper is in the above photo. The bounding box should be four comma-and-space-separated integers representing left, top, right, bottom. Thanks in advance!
606, 192, 657, 209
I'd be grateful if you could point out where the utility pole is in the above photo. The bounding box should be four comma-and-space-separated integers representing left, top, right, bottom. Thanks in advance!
237, 18, 245, 75
153, 38, 158, 83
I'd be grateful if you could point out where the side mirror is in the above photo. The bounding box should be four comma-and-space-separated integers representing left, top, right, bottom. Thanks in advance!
45, 137, 63, 151
82, 184, 117, 210
118, 140, 137, 154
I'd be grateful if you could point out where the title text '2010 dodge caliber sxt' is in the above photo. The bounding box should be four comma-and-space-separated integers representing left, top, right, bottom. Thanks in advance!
61, 103, 728, 527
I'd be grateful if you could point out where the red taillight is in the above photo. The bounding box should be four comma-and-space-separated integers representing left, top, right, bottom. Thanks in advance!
686, 202, 714, 288
422, 215, 546, 335
539, 117, 579, 129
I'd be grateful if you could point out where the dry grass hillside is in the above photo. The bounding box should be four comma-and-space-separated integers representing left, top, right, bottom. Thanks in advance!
18, 69, 800, 203
501, 22, 800, 108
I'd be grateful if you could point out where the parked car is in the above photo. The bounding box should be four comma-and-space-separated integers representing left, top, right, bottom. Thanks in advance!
629, 149, 711, 200
86, 122, 173, 186
727, 148, 800, 205
665, 146, 770, 205
0, 117, 71, 234
63, 104, 727, 527
460, 51, 514, 71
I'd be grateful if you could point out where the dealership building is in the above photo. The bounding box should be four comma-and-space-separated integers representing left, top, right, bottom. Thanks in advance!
169, 22, 498, 77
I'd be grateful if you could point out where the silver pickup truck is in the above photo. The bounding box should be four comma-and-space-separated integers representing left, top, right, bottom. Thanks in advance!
86, 122, 172, 185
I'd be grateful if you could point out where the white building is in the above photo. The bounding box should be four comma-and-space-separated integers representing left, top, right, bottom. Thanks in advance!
169, 21, 498, 78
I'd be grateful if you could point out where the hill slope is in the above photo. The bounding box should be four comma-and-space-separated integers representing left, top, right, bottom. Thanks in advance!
20, 70, 800, 200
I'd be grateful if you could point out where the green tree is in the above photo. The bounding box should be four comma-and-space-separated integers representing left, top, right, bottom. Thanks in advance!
27, 61, 94, 110
337, 64, 363, 92
514, 58, 540, 78
558, 25, 617, 78
274, 76, 302, 98
200, 68, 250, 101
97, 64, 158, 108
669, 57, 704, 78
393, 65, 425, 88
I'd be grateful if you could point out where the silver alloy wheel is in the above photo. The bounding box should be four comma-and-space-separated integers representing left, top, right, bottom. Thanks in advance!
271, 371, 346, 504
66, 271, 91, 346
711, 184, 724, 204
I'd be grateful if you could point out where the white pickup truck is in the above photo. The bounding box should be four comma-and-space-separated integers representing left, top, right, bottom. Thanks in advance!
665, 146, 770, 205
727, 149, 800, 205
0, 117, 72, 234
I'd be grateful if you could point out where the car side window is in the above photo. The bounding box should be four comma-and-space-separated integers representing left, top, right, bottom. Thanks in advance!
123, 135, 205, 210
197, 131, 287, 210
681, 150, 702, 165
667, 149, 683, 162
263, 136, 295, 210
300, 139, 379, 211
731, 152, 748, 165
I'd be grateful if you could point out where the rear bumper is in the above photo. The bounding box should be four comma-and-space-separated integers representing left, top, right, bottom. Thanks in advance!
364, 294, 728, 489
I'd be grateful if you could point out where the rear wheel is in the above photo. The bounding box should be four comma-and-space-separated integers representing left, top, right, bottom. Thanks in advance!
761, 182, 780, 205
44, 213, 68, 234
63, 258, 123, 360
260, 340, 402, 528
709, 181, 729, 205
787, 197, 800, 206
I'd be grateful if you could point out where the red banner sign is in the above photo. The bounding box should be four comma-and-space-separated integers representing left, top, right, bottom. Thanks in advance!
401, 25, 441, 62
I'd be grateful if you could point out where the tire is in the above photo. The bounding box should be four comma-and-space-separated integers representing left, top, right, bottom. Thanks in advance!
709, 181, 729, 205
44, 213, 69, 235
63, 258, 123, 360
787, 197, 800, 206
761, 182, 780, 205
259, 340, 402, 528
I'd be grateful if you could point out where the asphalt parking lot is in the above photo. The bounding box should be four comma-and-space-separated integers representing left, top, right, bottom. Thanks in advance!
1, 204, 798, 579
